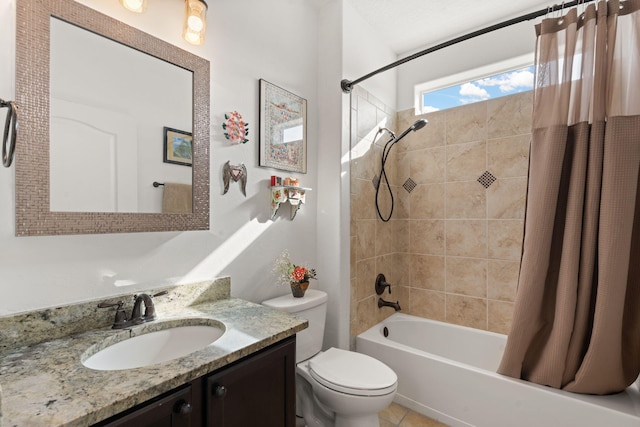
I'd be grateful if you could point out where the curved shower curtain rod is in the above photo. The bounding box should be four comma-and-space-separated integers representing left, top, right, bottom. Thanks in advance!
340, 0, 596, 93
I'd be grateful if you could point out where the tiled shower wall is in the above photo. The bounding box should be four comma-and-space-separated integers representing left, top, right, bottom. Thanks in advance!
350, 86, 532, 341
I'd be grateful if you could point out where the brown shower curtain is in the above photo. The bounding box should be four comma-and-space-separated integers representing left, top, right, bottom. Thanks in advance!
497, 0, 640, 395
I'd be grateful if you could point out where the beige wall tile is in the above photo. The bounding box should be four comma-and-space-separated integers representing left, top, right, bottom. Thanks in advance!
397, 110, 446, 152
377, 254, 411, 291
374, 181, 393, 220
446, 257, 487, 298
487, 91, 533, 139
488, 300, 514, 334
445, 181, 487, 219
446, 101, 487, 145
355, 296, 377, 335
350, 235, 357, 279
410, 220, 445, 255
376, 220, 404, 256
488, 259, 519, 302
350, 276, 357, 336
395, 186, 411, 220
356, 220, 376, 260
393, 220, 411, 254
353, 178, 377, 220
487, 177, 527, 219
446, 294, 487, 329
356, 96, 379, 140
356, 258, 377, 301
446, 140, 487, 182
351, 137, 378, 180
410, 183, 445, 219
487, 134, 531, 178
445, 220, 487, 258
410, 147, 446, 184
488, 220, 524, 260
410, 289, 445, 321
396, 151, 411, 187
410, 254, 445, 291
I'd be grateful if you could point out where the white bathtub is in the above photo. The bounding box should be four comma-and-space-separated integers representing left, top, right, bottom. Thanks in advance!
356, 313, 640, 427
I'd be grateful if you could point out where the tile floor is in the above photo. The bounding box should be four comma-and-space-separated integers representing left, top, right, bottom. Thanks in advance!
295, 402, 449, 427
379, 403, 449, 427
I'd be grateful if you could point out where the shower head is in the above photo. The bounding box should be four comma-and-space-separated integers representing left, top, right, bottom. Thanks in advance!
395, 118, 428, 143
376, 118, 428, 222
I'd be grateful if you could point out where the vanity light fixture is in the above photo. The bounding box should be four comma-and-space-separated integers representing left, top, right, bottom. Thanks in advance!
119, 0, 208, 46
183, 0, 208, 45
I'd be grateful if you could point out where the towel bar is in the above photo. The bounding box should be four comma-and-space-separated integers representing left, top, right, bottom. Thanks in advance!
1, 98, 17, 168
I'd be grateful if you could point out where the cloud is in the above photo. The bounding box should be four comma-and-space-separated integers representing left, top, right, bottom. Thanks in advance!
459, 82, 490, 100
477, 69, 534, 93
422, 105, 440, 113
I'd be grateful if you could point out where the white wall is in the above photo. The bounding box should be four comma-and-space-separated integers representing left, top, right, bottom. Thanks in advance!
342, 1, 397, 110
0, 0, 323, 315
396, 20, 538, 111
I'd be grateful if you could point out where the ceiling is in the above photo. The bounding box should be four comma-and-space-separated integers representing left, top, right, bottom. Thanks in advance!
347, 0, 560, 55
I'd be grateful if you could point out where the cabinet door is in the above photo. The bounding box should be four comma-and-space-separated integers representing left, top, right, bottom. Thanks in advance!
95, 384, 197, 427
205, 336, 296, 427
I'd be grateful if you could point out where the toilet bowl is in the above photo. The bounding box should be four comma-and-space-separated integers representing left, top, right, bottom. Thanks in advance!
262, 290, 398, 427
297, 347, 397, 427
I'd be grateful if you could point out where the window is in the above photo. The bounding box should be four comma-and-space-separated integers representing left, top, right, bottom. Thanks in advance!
417, 63, 534, 114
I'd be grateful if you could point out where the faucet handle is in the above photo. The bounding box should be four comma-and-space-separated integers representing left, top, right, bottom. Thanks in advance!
152, 290, 168, 298
97, 300, 128, 329
97, 299, 124, 309
375, 274, 392, 295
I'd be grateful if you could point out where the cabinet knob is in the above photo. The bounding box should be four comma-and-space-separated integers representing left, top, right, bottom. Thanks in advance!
175, 400, 192, 415
212, 384, 227, 398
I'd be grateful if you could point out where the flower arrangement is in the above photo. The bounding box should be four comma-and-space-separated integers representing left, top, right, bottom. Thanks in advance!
273, 250, 317, 286
222, 111, 249, 144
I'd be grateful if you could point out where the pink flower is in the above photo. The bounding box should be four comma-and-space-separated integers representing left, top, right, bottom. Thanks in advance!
292, 267, 307, 282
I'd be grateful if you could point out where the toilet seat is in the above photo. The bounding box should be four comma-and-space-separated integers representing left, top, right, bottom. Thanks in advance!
308, 348, 397, 396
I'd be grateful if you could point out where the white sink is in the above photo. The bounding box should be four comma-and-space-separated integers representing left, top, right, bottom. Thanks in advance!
82, 321, 225, 370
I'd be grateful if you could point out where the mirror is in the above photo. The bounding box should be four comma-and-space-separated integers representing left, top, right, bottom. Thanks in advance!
15, 0, 210, 235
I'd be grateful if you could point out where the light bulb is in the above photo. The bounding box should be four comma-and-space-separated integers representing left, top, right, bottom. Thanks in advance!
187, 15, 204, 32
120, 0, 147, 13
183, 28, 203, 45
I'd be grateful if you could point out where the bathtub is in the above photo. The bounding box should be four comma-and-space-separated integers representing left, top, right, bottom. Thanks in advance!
356, 313, 640, 427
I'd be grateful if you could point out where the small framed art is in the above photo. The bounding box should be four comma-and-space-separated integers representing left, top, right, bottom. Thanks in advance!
163, 126, 193, 167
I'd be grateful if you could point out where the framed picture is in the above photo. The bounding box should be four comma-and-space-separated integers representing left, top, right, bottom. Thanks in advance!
163, 127, 193, 166
259, 79, 307, 173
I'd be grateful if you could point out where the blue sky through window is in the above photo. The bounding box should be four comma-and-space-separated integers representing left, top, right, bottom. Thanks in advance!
422, 66, 534, 112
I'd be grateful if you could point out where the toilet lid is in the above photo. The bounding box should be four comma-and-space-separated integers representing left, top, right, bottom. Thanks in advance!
308, 348, 397, 396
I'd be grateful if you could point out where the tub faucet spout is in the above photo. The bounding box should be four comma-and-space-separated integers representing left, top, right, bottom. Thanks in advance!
378, 297, 401, 311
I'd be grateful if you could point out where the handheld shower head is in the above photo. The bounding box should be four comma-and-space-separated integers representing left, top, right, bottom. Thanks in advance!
376, 118, 429, 222
395, 118, 428, 143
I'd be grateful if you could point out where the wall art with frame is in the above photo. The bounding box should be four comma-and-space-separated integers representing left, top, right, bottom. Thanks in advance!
258, 79, 307, 173
163, 126, 192, 167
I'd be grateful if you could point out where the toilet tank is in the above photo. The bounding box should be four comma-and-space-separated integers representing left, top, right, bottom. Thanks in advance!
262, 289, 328, 363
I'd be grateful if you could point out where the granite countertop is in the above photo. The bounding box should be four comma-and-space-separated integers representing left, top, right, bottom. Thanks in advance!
0, 279, 307, 426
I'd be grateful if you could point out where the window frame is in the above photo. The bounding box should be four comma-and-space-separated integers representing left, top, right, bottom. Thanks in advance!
414, 54, 534, 115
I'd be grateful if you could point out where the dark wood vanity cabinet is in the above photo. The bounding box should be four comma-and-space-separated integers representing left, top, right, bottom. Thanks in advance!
205, 335, 296, 427
94, 336, 295, 427
94, 384, 200, 427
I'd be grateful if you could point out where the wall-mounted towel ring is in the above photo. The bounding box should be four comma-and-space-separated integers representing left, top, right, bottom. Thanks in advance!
1, 99, 18, 168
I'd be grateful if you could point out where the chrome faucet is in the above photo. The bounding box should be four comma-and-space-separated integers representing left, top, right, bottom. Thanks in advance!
378, 297, 401, 311
98, 291, 168, 329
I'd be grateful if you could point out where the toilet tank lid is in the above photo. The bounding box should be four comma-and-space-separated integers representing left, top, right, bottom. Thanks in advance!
262, 289, 327, 313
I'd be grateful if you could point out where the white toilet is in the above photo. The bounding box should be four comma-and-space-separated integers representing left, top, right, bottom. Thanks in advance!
262, 289, 397, 427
